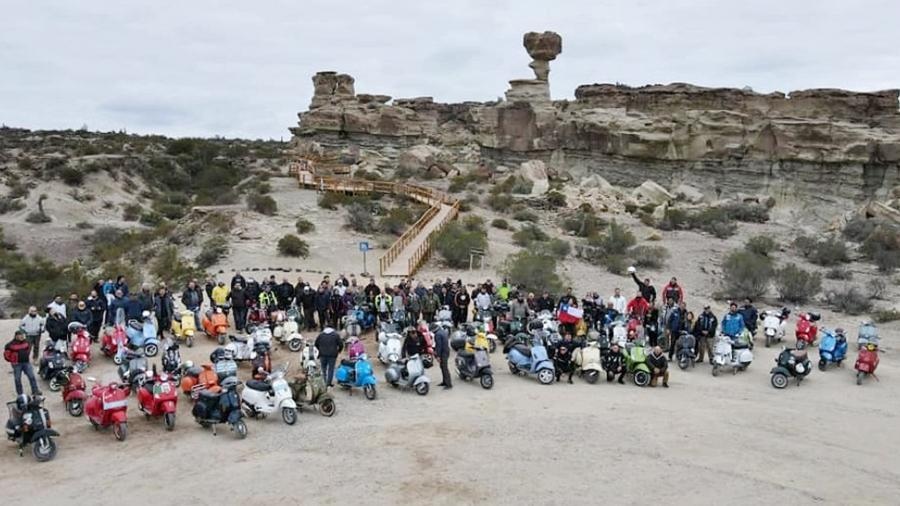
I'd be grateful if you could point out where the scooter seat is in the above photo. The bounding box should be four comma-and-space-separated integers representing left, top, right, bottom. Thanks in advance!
457, 350, 474, 359
731, 341, 750, 350
231, 335, 248, 343
341, 359, 356, 367
791, 350, 808, 360
245, 379, 270, 392
512, 344, 532, 357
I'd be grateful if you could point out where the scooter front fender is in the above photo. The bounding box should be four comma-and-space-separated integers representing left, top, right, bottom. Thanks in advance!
278, 398, 298, 410
161, 400, 177, 414
634, 363, 651, 374
479, 366, 493, 376
31, 429, 60, 440
770, 366, 790, 376
413, 375, 430, 386
110, 410, 128, 425
65, 390, 87, 402
358, 375, 377, 387
534, 359, 555, 373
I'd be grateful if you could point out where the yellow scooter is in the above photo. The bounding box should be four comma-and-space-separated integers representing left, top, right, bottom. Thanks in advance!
171, 309, 197, 348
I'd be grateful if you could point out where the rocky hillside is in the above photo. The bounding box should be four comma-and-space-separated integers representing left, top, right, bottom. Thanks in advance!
291, 31, 900, 214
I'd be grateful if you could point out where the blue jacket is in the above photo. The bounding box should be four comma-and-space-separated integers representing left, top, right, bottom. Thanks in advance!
721, 312, 745, 337
666, 307, 684, 333
739, 305, 759, 332
102, 281, 115, 296
107, 296, 128, 325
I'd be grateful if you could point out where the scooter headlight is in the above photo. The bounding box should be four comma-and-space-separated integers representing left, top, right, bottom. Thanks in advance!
795, 363, 805, 374
388, 353, 399, 363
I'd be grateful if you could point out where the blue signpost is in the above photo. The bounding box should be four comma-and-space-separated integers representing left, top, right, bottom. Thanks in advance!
359, 241, 371, 275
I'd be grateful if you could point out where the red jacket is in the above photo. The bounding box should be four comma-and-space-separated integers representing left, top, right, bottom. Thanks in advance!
4, 339, 30, 365
627, 297, 650, 319
661, 283, 684, 304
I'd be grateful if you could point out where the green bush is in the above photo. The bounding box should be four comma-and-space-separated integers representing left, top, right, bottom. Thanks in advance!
195, 237, 229, 268
545, 190, 567, 208
139, 212, 163, 227
346, 203, 375, 232
861, 226, 900, 272
825, 287, 872, 315
0, 256, 92, 312
59, 167, 85, 186
562, 211, 606, 238
75, 221, 94, 230
488, 193, 514, 212
842, 216, 877, 242
0, 197, 26, 215
773, 264, 822, 303
537, 238, 571, 258
512, 224, 550, 247
630, 245, 669, 269
603, 254, 628, 275
434, 222, 488, 268
461, 215, 485, 233
25, 211, 51, 224
247, 194, 277, 216
720, 250, 773, 299
491, 218, 510, 230
122, 204, 142, 221
745, 235, 778, 256
513, 209, 539, 222
378, 207, 415, 236
872, 309, 900, 323
277, 234, 310, 258
295, 217, 315, 234
690, 208, 734, 238
825, 267, 852, 280
153, 202, 187, 220
492, 175, 533, 195
151, 246, 205, 286
722, 202, 770, 223
588, 220, 636, 256
501, 251, 565, 294
317, 192, 348, 210
794, 235, 849, 266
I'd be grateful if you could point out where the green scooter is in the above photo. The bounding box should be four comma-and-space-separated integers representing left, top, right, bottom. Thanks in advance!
622, 344, 652, 387
288, 363, 336, 417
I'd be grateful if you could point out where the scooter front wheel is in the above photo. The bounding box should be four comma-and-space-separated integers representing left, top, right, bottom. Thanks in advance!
217, 334, 225, 345
537, 368, 555, 385
48, 377, 62, 392
678, 357, 690, 370
164, 413, 176, 431
479, 374, 494, 390
363, 385, 377, 400
144, 343, 158, 357
288, 339, 303, 353
584, 370, 599, 384
233, 420, 248, 439
186, 336, 194, 348
856, 371, 865, 385
33, 437, 57, 462
66, 399, 83, 417
817, 359, 827, 372
318, 398, 336, 417
414, 382, 429, 396
771, 372, 788, 389
633, 371, 650, 387
282, 407, 298, 425
114, 422, 128, 441
711, 365, 720, 377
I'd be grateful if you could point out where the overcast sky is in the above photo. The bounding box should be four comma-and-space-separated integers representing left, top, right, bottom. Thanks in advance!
1, 0, 897, 139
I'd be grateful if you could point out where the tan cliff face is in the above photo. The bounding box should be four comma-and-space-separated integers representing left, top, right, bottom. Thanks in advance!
290, 31, 899, 208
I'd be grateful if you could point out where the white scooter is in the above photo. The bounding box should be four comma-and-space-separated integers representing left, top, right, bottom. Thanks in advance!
300, 340, 319, 370
711, 332, 753, 376
227, 326, 272, 362
384, 354, 431, 395
240, 363, 298, 425
573, 340, 604, 384
272, 315, 304, 352
377, 329, 403, 365
761, 309, 789, 347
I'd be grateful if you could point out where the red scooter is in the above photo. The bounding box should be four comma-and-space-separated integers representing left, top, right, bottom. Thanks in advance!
855, 343, 880, 385
68, 323, 92, 373
101, 324, 128, 365
136, 367, 178, 431
84, 378, 130, 441
59, 367, 87, 417
795, 312, 820, 349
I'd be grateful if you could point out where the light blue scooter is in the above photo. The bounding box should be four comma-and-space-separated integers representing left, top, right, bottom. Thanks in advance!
817, 328, 848, 371
126, 312, 160, 357
335, 353, 377, 400
505, 333, 555, 385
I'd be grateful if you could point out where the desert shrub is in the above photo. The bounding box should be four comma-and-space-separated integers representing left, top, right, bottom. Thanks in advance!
588, 220, 636, 256
492, 175, 533, 195
122, 203, 142, 221
295, 217, 315, 234
139, 212, 163, 227
434, 222, 488, 268
860, 226, 900, 272
0, 197, 26, 214
491, 218, 510, 230
868, 278, 887, 300
872, 309, 900, 323
151, 247, 205, 286
603, 254, 628, 275
794, 235, 848, 266
825, 287, 872, 315
720, 250, 773, 299
721, 202, 770, 223
773, 264, 822, 303
513, 209, 539, 223
277, 234, 309, 258
75, 221, 94, 230
745, 235, 778, 256
512, 224, 550, 247
545, 190, 566, 208
630, 245, 669, 269
0, 256, 92, 311
25, 211, 51, 224
317, 192, 347, 210
345, 203, 375, 233
59, 167, 85, 186
656, 208, 690, 231
461, 215, 486, 233
501, 251, 565, 294
488, 193, 514, 212
689, 208, 734, 238
153, 202, 187, 220
537, 238, 571, 258
825, 267, 852, 280
842, 215, 878, 242
195, 237, 229, 268
562, 211, 606, 238
247, 194, 277, 216
378, 207, 415, 236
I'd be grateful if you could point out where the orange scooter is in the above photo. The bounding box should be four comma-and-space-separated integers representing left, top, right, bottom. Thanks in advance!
201, 307, 230, 345
180, 363, 220, 398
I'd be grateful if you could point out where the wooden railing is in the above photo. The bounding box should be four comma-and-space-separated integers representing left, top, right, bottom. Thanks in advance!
297, 171, 458, 277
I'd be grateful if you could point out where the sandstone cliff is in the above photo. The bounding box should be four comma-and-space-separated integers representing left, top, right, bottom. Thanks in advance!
290, 31, 900, 209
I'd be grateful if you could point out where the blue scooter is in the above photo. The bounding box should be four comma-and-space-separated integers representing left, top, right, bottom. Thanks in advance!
354, 304, 376, 331
818, 328, 848, 371
505, 333, 556, 385
125, 312, 160, 357
335, 354, 377, 400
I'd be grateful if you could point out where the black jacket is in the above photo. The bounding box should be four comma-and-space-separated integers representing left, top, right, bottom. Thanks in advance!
86, 297, 106, 321
314, 290, 331, 311
245, 282, 261, 305
647, 351, 668, 371
69, 308, 92, 327
229, 288, 249, 309
231, 274, 246, 289
299, 288, 315, 309
402, 335, 426, 358
314, 330, 343, 357
154, 293, 175, 320
181, 289, 202, 310
137, 291, 154, 313
46, 315, 68, 341
275, 282, 295, 306
631, 273, 657, 304
364, 283, 381, 299
536, 296, 554, 312
694, 312, 718, 337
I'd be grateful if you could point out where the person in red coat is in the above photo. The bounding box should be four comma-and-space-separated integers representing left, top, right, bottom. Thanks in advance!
661, 277, 684, 305
626, 292, 651, 320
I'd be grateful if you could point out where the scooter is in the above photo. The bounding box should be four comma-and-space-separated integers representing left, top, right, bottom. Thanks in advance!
161, 338, 183, 380
857, 321, 878, 351
817, 328, 848, 371
125, 312, 160, 357
241, 363, 298, 425
101, 324, 128, 364
212, 347, 239, 382
68, 322, 92, 373
572, 339, 604, 384
385, 354, 431, 395
675, 332, 697, 370
201, 307, 230, 345
226, 326, 272, 362
770, 347, 811, 389
191, 376, 247, 439
342, 311, 362, 339
38, 342, 68, 392
136, 366, 178, 430
504, 333, 555, 385
84, 377, 130, 441
171, 309, 197, 348
355, 303, 376, 331
273, 307, 305, 352
335, 354, 378, 400
181, 363, 220, 398
5, 395, 59, 462
474, 308, 498, 353
795, 312, 820, 349
377, 328, 403, 365
711, 331, 753, 376
622, 343, 651, 387
117, 350, 149, 393
288, 361, 337, 417
57, 367, 87, 417
854, 342, 880, 385
761, 308, 790, 347
452, 330, 494, 389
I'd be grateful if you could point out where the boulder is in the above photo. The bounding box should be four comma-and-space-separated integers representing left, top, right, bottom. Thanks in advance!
518, 160, 549, 195
631, 181, 674, 206
397, 145, 443, 173
673, 183, 705, 204
495, 165, 511, 175
651, 203, 668, 222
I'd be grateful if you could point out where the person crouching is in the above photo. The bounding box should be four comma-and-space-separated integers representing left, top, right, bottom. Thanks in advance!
647, 346, 669, 388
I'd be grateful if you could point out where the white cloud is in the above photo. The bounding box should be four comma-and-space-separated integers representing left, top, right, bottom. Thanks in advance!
1, 0, 897, 138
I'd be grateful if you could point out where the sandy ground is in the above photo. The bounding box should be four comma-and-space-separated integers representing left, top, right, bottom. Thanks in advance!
0, 312, 898, 505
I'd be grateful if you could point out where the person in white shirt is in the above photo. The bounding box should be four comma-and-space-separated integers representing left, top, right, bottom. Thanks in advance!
475, 288, 492, 311
609, 288, 626, 315
46, 295, 67, 319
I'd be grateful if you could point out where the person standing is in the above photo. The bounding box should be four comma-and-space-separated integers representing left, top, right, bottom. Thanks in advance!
434, 323, 452, 389
19, 307, 45, 363
47, 295, 67, 319
5, 330, 41, 396
374, 290, 392, 323
69, 300, 92, 328
45, 309, 67, 347
299, 286, 316, 331
739, 298, 759, 337
721, 302, 746, 338
421, 288, 439, 323
407, 290, 422, 325
314, 327, 344, 387
364, 278, 381, 306
661, 277, 684, 305
181, 282, 203, 328
85, 291, 106, 341
211, 281, 230, 310
629, 267, 657, 305
154, 286, 175, 338
107, 289, 128, 325
137, 284, 155, 314
609, 288, 627, 315
693, 306, 718, 364
454, 287, 471, 325
315, 286, 331, 331
229, 283, 249, 332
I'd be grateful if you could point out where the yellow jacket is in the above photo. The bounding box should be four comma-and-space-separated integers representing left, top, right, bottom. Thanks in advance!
211, 285, 230, 306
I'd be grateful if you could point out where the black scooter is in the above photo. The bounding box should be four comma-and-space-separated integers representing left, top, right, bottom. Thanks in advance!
452, 335, 494, 389
5, 395, 59, 462
191, 376, 247, 438
38, 343, 68, 392
770, 347, 812, 389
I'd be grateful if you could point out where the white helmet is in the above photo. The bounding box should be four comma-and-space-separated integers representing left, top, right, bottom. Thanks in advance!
142, 310, 151, 319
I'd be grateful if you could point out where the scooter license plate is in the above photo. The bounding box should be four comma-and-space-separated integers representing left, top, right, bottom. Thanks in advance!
153, 383, 171, 395
274, 383, 289, 395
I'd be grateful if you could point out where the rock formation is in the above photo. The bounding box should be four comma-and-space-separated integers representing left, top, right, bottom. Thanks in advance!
290, 31, 900, 214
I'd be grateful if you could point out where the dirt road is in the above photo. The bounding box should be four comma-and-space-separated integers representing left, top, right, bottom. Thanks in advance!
0, 318, 897, 505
